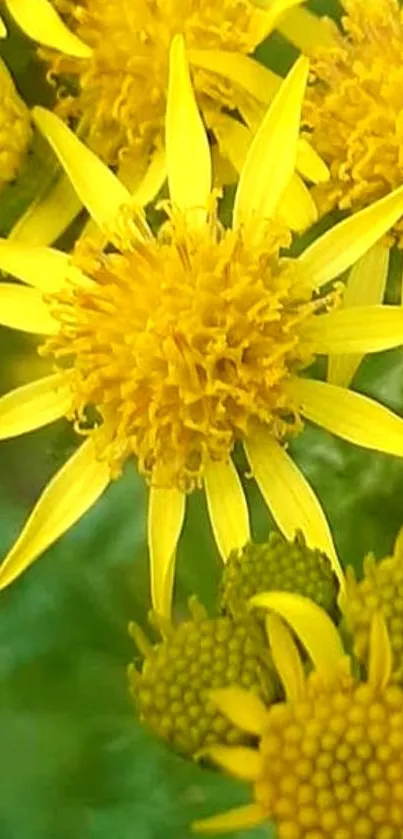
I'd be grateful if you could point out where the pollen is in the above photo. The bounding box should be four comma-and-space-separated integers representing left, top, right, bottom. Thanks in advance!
303, 0, 403, 245
342, 548, 403, 686
42, 207, 330, 491
0, 59, 32, 188
254, 663, 403, 838
43, 0, 265, 170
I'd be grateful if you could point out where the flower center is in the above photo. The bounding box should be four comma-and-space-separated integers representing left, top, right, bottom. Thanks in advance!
45, 0, 260, 169
256, 667, 403, 838
41, 208, 326, 491
303, 0, 403, 244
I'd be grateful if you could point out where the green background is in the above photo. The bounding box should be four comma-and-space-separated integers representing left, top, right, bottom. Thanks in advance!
1, 2, 403, 837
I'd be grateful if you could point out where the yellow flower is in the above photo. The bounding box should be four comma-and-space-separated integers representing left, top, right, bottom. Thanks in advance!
6, 0, 325, 246
193, 596, 403, 839
273, 0, 403, 387
3, 41, 403, 614
0, 57, 32, 187
341, 528, 403, 687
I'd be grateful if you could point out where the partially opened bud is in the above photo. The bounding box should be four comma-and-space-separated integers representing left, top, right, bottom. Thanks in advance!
221, 531, 339, 620
129, 599, 279, 756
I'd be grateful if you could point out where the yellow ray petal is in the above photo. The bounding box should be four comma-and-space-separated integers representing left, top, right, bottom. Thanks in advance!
148, 486, 186, 618
328, 244, 389, 387
166, 35, 211, 225
251, 592, 345, 675
0, 284, 58, 334
233, 55, 309, 232
188, 49, 281, 105
288, 377, 403, 457
275, 172, 318, 232
10, 172, 83, 247
244, 433, 343, 584
210, 113, 250, 174
0, 15, 7, 36
5, 0, 92, 57
127, 146, 167, 207
193, 803, 266, 835
204, 459, 250, 562
298, 184, 403, 290
296, 137, 329, 184
32, 108, 131, 234
276, 5, 340, 52
0, 238, 80, 293
0, 439, 110, 590
368, 612, 392, 691
209, 687, 268, 736
0, 374, 71, 440
249, 0, 306, 43
302, 305, 403, 355
200, 745, 263, 781
265, 613, 305, 702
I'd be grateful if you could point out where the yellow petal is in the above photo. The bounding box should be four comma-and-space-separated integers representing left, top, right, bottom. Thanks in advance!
0, 374, 71, 440
128, 146, 166, 207
275, 172, 318, 232
302, 305, 403, 355
209, 687, 268, 735
5, 0, 92, 57
0, 283, 58, 334
296, 137, 329, 184
233, 55, 309, 232
204, 459, 250, 562
200, 745, 263, 781
368, 612, 392, 690
251, 592, 345, 675
244, 433, 343, 584
328, 244, 389, 387
166, 35, 211, 225
0, 238, 80, 293
288, 377, 403, 457
210, 113, 251, 174
276, 5, 340, 52
0, 438, 110, 590
10, 172, 82, 247
298, 185, 403, 289
248, 0, 306, 43
148, 486, 186, 618
32, 108, 131, 234
193, 803, 266, 835
188, 49, 281, 105
265, 613, 305, 702
0, 15, 7, 37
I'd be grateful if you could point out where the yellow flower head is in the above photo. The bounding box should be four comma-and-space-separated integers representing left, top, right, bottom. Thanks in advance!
0, 57, 32, 187
2, 40, 403, 615
6, 0, 304, 180
341, 529, 403, 686
194, 596, 403, 839
301, 0, 403, 244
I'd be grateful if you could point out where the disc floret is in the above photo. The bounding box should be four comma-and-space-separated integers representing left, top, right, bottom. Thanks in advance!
42, 206, 334, 491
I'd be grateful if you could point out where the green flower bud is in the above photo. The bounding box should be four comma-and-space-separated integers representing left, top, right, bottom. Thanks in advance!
129, 599, 279, 756
342, 540, 403, 685
220, 531, 339, 620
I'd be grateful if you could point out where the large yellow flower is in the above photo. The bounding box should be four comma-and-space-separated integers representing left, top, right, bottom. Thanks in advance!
271, 0, 403, 387
193, 596, 403, 839
5, 0, 326, 245
3, 41, 403, 614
